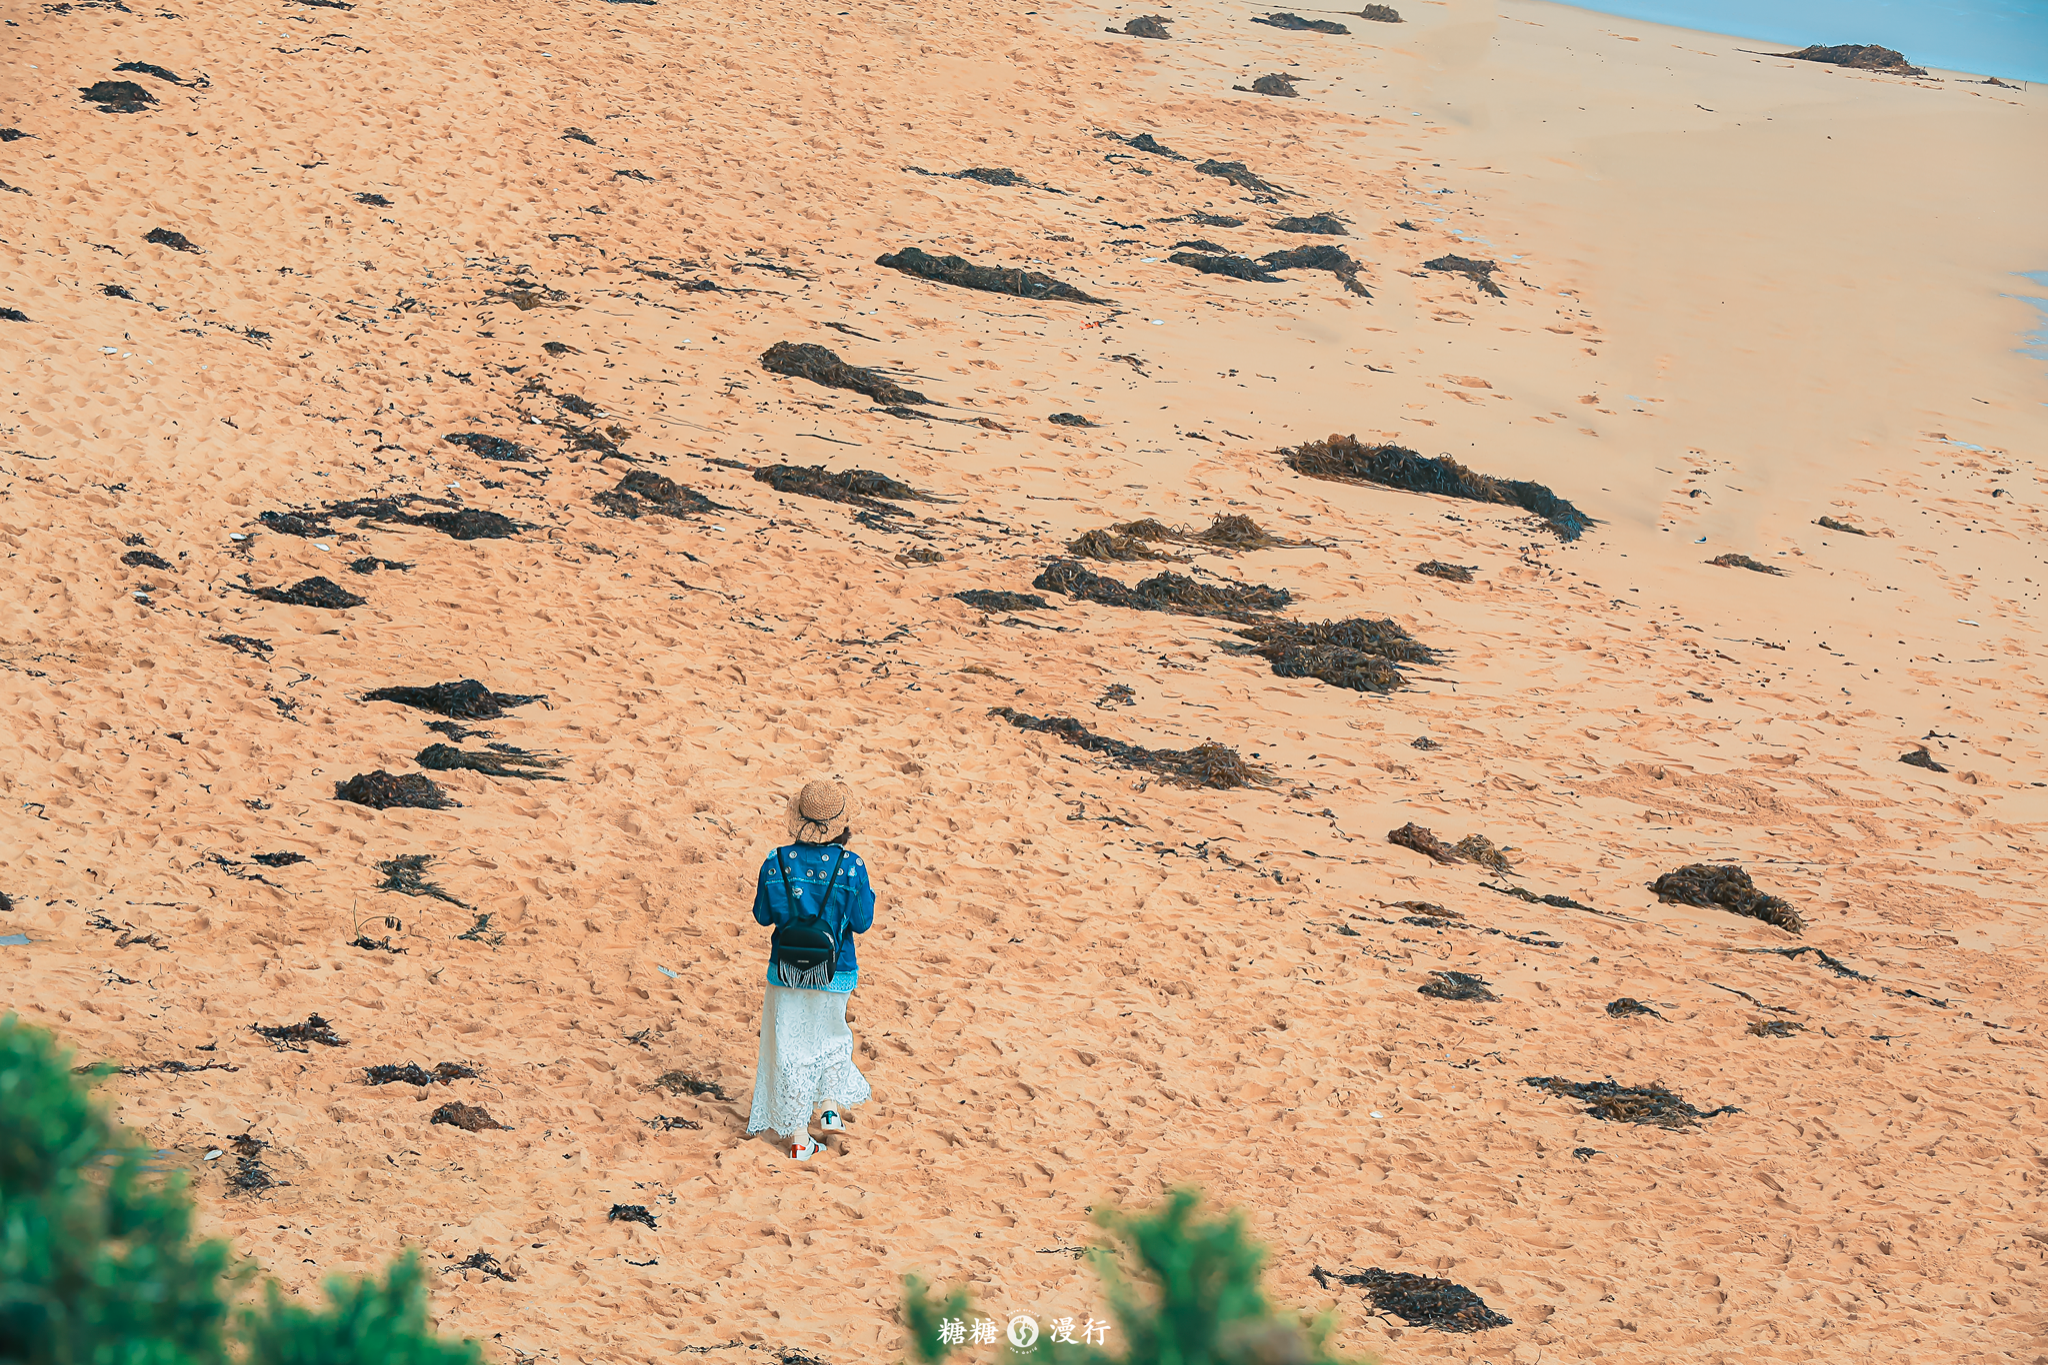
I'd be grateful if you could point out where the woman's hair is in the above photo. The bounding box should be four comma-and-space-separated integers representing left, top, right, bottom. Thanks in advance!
830, 828, 853, 847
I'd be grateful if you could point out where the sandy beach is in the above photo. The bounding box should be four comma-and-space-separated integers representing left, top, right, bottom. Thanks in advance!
4, 0, 2046, 1359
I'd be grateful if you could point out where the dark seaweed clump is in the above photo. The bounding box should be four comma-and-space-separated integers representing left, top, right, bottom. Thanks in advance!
1170, 253, 1282, 283
760, 340, 928, 406
1195, 160, 1289, 195
248, 576, 365, 609
430, 1102, 509, 1132
252, 852, 306, 868
1386, 825, 1513, 871
334, 771, 453, 811
1708, 553, 1785, 575
651, 1070, 733, 1101
1356, 3, 1401, 19
224, 1135, 277, 1195
1523, 1076, 1739, 1129
418, 743, 565, 781
1418, 971, 1496, 1002
267, 495, 523, 541
1107, 13, 1170, 37
81, 80, 155, 112
144, 228, 199, 253
1606, 997, 1663, 1019
1748, 1019, 1804, 1038
1310, 1267, 1509, 1332
753, 463, 938, 515
594, 469, 728, 520
1650, 863, 1803, 934
252, 1015, 345, 1050
1282, 435, 1591, 541
1424, 254, 1504, 296
1388, 822, 1460, 863
609, 1204, 658, 1228
1068, 513, 1300, 562
1253, 12, 1349, 32
1260, 244, 1370, 296
1272, 212, 1348, 235
1416, 560, 1474, 582
1118, 132, 1184, 160
1815, 516, 1868, 535
374, 853, 470, 907
1049, 412, 1099, 427
1, 308, 30, 323
991, 708, 1269, 790
1035, 560, 1291, 620
443, 432, 531, 462
1784, 43, 1925, 75
121, 549, 173, 570
1236, 617, 1438, 694
115, 61, 189, 84
367, 1062, 478, 1086
349, 557, 412, 574
447, 1251, 515, 1281
876, 247, 1106, 304
363, 680, 544, 719
1900, 746, 1948, 773
954, 590, 1052, 613
1241, 74, 1301, 97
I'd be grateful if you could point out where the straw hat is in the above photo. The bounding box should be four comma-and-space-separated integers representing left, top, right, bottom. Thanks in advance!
786, 779, 853, 844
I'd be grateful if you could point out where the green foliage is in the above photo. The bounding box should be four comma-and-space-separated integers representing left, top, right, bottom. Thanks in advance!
0, 1014, 479, 1365
901, 1188, 1369, 1365
0, 1015, 241, 1365
241, 1252, 479, 1365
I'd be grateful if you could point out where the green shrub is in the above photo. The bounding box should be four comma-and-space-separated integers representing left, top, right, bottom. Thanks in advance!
0, 1014, 478, 1365
901, 1188, 1370, 1365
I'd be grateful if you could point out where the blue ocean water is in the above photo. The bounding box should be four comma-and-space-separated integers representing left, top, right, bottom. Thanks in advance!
1559, 0, 2048, 83
2016, 270, 2048, 363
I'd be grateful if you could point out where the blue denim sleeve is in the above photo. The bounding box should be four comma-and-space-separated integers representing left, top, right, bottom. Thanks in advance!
752, 855, 782, 928
845, 857, 875, 935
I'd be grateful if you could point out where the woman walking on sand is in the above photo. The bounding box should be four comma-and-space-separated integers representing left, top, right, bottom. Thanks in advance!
746, 780, 875, 1160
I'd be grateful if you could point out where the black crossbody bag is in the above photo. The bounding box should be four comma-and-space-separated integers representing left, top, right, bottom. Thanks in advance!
770, 847, 847, 988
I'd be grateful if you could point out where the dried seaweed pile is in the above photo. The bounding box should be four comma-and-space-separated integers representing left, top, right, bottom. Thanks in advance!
990, 708, 1270, 789
1171, 245, 1369, 296
418, 742, 565, 781
1651, 863, 1803, 933
1708, 553, 1786, 575
1034, 560, 1290, 621
1309, 1267, 1509, 1332
1418, 971, 1496, 1002
1066, 513, 1301, 561
1815, 516, 1868, 535
374, 853, 470, 907
1900, 747, 1948, 773
443, 432, 532, 463
1107, 13, 1170, 37
595, 469, 727, 520
363, 680, 544, 719
1196, 159, 1290, 195
1423, 254, 1505, 297
1253, 12, 1349, 32
261, 495, 523, 542
1282, 436, 1590, 541
430, 1102, 509, 1132
334, 771, 453, 811
366, 1061, 478, 1086
1523, 1076, 1739, 1129
1235, 617, 1438, 694
252, 1015, 345, 1050
224, 1135, 278, 1195
1783, 43, 1925, 75
953, 590, 1052, 613
753, 463, 939, 514
247, 576, 364, 609
1416, 560, 1474, 582
609, 1204, 658, 1228
759, 340, 928, 405
1271, 212, 1348, 235
1605, 998, 1663, 1019
875, 247, 1106, 303
1386, 823, 1516, 872
651, 1070, 732, 1101
1355, 3, 1401, 19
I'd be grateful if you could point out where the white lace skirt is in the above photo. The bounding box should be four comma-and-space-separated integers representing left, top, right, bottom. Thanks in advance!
745, 984, 871, 1138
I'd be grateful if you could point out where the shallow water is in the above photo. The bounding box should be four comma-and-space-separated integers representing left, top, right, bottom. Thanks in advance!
1558, 0, 2048, 83
2016, 270, 2048, 366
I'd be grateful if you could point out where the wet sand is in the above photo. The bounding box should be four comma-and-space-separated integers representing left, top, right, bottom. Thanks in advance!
3, 0, 2046, 1361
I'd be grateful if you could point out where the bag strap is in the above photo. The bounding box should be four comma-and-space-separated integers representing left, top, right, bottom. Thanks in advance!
777, 847, 847, 928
